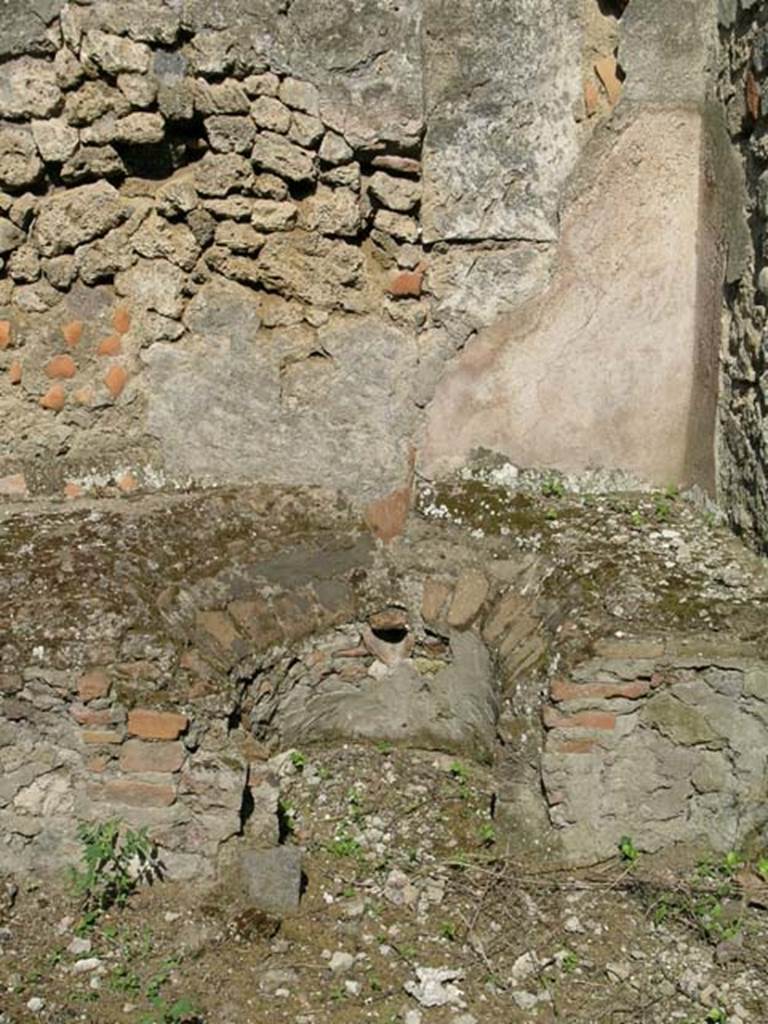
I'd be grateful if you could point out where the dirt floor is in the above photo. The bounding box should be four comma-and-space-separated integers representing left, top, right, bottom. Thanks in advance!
1, 743, 767, 1024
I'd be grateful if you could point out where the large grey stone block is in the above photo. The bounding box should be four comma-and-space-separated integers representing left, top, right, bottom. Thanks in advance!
241, 846, 303, 915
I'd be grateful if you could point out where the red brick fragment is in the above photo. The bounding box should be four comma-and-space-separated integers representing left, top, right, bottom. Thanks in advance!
0, 321, 11, 349
104, 779, 176, 807
127, 708, 188, 740
549, 678, 650, 703
77, 668, 110, 702
119, 739, 185, 774
388, 270, 423, 298
0, 473, 28, 497
746, 71, 761, 121
97, 335, 122, 356
594, 56, 622, 107
104, 364, 127, 398
113, 306, 131, 334
62, 320, 83, 348
64, 482, 83, 500
365, 483, 412, 543
40, 383, 66, 411
117, 472, 138, 493
70, 704, 114, 726
82, 729, 123, 745
553, 738, 596, 755
542, 707, 616, 731
8, 359, 21, 384
46, 354, 77, 379
584, 78, 599, 117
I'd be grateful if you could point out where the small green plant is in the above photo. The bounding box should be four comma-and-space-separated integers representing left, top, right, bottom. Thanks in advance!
369, 976, 382, 992
327, 831, 362, 859
376, 740, 394, 756
618, 835, 639, 865
705, 1008, 728, 1023
439, 921, 456, 941
109, 964, 141, 995
653, 495, 672, 522
544, 507, 558, 521
289, 750, 306, 771
756, 855, 768, 881
478, 823, 496, 848
560, 950, 579, 974
449, 761, 470, 800
696, 849, 744, 880
145, 958, 180, 1003
277, 799, 296, 838
630, 509, 645, 527
70, 819, 157, 922
140, 997, 201, 1024
540, 476, 565, 498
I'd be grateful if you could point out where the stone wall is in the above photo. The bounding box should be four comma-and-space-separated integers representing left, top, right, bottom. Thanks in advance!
718, 0, 768, 551
3, 476, 768, 878
0, 0, 735, 522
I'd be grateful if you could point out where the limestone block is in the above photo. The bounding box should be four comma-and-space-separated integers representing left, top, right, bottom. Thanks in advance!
204, 196, 253, 220
0, 0, 64, 60
240, 847, 303, 916
250, 200, 298, 233
115, 258, 186, 319
288, 112, 324, 149
421, 0, 581, 242
269, 0, 423, 150
60, 144, 125, 184
206, 115, 256, 154
80, 30, 151, 76
54, 47, 85, 90
157, 178, 199, 219
319, 131, 353, 166
244, 72, 280, 98
131, 213, 201, 272
0, 57, 62, 119
421, 110, 719, 493
250, 96, 291, 134
194, 80, 250, 115
252, 173, 289, 200
251, 131, 316, 184
64, 81, 131, 126
619, 0, 717, 105
368, 172, 420, 213
116, 73, 158, 109
373, 209, 419, 243
256, 231, 363, 308
279, 78, 319, 116
34, 181, 129, 256
113, 112, 165, 145
298, 185, 360, 237
91, 0, 181, 46
31, 118, 79, 164
146, 289, 419, 502
193, 153, 253, 197
0, 218, 25, 254
214, 221, 265, 254
0, 128, 43, 191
